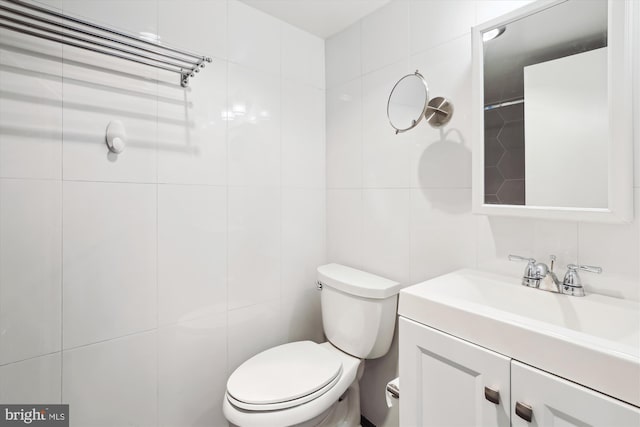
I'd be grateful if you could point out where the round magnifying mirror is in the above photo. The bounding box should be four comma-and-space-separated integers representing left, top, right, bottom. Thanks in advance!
387, 71, 429, 134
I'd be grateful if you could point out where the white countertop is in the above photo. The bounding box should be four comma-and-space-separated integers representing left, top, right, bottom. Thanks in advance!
399, 269, 640, 407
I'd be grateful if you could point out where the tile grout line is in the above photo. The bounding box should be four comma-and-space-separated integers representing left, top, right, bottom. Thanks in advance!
406, 0, 412, 284
279, 17, 284, 339
225, 0, 230, 379
155, 2, 160, 423
358, 19, 364, 267
60, 4, 65, 402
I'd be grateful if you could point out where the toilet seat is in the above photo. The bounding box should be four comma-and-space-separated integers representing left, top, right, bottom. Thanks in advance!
223, 342, 362, 427
227, 341, 343, 411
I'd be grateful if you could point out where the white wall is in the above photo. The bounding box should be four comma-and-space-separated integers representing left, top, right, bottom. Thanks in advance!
325, 1, 639, 426
0, 1, 325, 426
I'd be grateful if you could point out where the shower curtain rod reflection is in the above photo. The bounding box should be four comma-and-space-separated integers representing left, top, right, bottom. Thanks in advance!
483, 98, 524, 111
0, 0, 213, 87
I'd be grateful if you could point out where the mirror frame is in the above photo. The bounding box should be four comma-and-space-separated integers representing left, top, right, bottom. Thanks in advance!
387, 71, 429, 134
471, 0, 635, 223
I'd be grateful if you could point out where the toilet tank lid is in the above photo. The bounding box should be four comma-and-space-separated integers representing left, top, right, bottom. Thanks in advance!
317, 264, 401, 299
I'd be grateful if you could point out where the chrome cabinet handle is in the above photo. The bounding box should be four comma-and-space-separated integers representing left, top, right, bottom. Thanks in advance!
386, 382, 399, 399
484, 386, 500, 404
515, 401, 533, 422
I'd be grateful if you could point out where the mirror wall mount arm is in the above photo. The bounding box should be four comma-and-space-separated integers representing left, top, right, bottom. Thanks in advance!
471, 0, 635, 223
0, 0, 213, 88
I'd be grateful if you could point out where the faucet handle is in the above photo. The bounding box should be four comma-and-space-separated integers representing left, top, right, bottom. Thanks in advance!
562, 264, 602, 297
566, 264, 602, 274
508, 254, 536, 263
508, 255, 538, 285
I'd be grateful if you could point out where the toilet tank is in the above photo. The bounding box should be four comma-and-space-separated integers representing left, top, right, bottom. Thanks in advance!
317, 264, 401, 359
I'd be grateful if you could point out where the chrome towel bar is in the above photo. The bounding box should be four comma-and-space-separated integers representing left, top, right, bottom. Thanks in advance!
0, 0, 213, 87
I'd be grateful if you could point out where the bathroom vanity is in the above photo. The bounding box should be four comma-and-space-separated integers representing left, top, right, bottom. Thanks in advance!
398, 269, 640, 426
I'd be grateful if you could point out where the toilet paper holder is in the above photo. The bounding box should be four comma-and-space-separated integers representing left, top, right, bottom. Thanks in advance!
386, 381, 399, 399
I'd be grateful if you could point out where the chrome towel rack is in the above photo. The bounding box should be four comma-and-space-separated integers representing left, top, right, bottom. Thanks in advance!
0, 0, 212, 87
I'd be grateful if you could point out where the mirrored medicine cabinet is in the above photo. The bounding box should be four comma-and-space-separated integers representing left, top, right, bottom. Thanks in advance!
471, 0, 635, 223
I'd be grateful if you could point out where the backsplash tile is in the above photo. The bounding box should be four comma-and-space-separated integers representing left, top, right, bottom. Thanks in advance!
577, 189, 640, 301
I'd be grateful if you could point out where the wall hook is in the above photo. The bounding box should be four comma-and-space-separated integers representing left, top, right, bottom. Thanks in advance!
106, 120, 126, 154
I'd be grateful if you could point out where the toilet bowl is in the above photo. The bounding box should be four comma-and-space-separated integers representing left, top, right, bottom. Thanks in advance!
223, 341, 362, 427
223, 264, 401, 427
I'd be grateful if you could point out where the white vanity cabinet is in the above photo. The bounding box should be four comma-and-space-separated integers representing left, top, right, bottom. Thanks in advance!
511, 361, 640, 427
399, 317, 510, 427
399, 317, 640, 427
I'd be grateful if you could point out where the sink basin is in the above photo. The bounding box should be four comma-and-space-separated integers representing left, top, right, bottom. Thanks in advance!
399, 269, 640, 407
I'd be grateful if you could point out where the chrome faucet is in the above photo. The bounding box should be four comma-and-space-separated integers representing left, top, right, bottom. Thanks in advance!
508, 254, 601, 296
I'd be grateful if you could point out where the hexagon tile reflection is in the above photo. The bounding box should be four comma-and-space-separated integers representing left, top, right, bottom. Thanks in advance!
484, 103, 525, 205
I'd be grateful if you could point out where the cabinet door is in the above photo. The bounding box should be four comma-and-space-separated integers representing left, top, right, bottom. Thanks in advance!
511, 361, 640, 427
399, 317, 511, 427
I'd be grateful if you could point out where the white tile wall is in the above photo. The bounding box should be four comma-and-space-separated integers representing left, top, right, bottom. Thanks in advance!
158, 313, 228, 427
157, 61, 228, 186
362, 61, 413, 188
228, 0, 281, 74
578, 189, 640, 301
361, 1, 409, 74
61, 58, 158, 183
326, 1, 640, 426
0, 30, 62, 180
228, 186, 281, 310
327, 189, 363, 269
227, 302, 287, 375
410, 189, 476, 282
325, 23, 361, 89
409, 34, 473, 189
281, 81, 325, 188
157, 184, 227, 325
61, 0, 158, 184
282, 23, 325, 90
62, 331, 157, 427
0, 2, 325, 426
282, 188, 325, 285
361, 189, 411, 284
0, 353, 61, 404
281, 189, 326, 336
326, 78, 363, 188
227, 63, 281, 187
0, 179, 62, 365
409, 0, 475, 54
62, 181, 157, 349
158, 0, 227, 60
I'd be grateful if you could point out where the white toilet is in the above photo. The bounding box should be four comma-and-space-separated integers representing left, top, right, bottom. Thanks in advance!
223, 263, 401, 427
